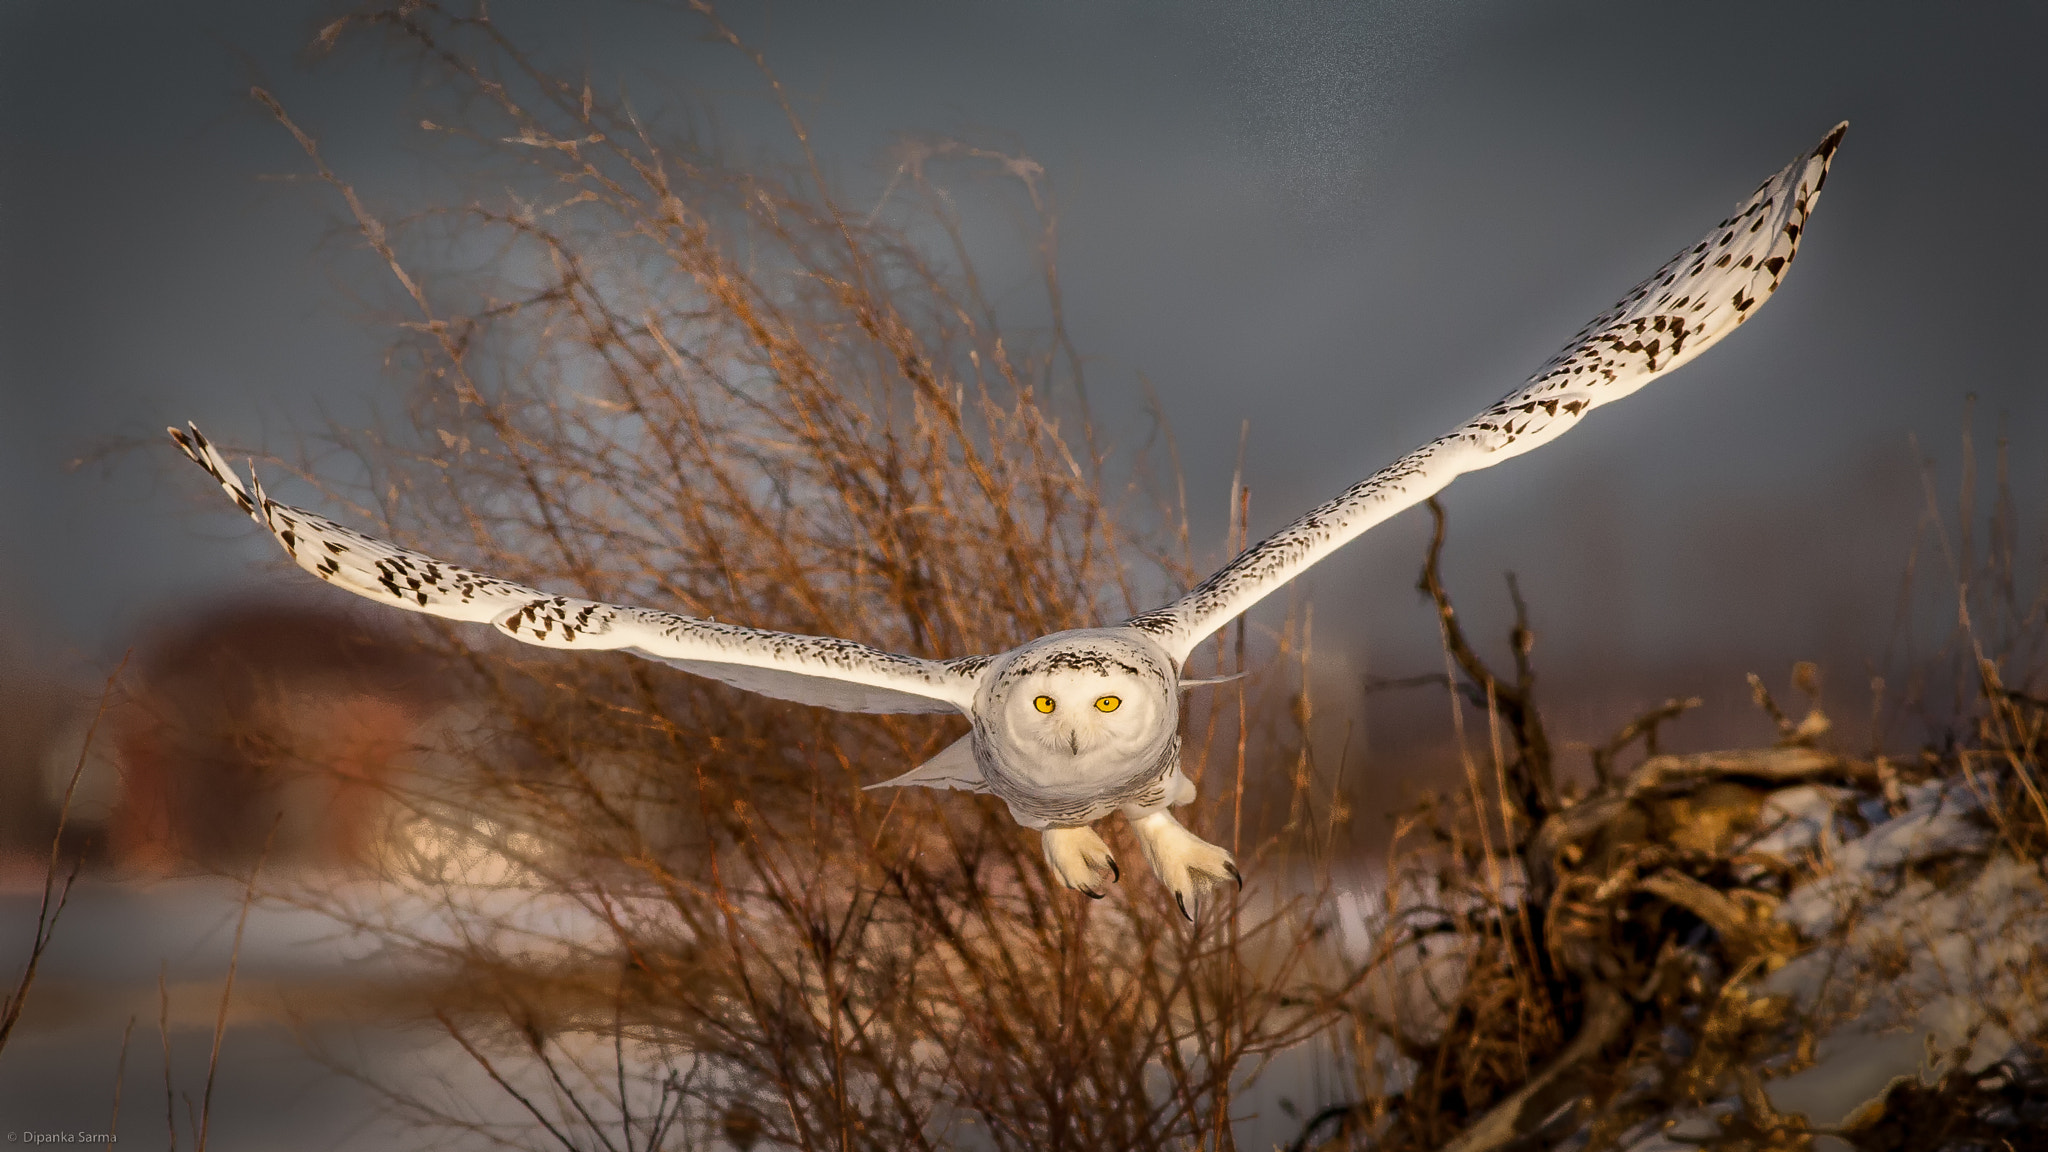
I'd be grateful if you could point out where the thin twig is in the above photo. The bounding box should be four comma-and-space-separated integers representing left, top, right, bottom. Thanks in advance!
159, 966, 177, 1152
0, 654, 128, 1054
110, 1014, 137, 1143
1590, 697, 1703, 788
197, 815, 280, 1152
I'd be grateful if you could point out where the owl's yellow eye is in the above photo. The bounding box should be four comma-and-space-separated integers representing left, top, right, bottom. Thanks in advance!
1095, 695, 1122, 713
1034, 695, 1057, 714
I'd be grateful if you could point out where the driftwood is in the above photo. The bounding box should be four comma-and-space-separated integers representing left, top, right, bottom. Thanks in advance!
1436, 742, 1870, 1152
1417, 499, 1560, 832
1623, 746, 1872, 799
1295, 509, 1878, 1152
1525, 746, 1873, 905
1414, 750, 1853, 1152
1435, 981, 1631, 1152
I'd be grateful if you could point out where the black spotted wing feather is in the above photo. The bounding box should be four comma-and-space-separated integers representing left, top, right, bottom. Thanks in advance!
1127, 123, 1846, 663
169, 425, 980, 715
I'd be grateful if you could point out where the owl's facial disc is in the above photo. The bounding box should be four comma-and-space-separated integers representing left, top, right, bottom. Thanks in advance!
1015, 673, 1154, 758
981, 632, 1178, 783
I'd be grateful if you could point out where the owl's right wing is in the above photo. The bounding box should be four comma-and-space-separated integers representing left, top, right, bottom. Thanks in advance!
1126, 123, 1846, 665
170, 424, 984, 716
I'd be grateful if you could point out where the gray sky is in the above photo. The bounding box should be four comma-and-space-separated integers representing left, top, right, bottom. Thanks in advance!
4, 0, 2045, 754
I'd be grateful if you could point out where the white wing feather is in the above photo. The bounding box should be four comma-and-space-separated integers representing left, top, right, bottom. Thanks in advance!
1126, 122, 1847, 664
862, 734, 987, 793
169, 424, 982, 715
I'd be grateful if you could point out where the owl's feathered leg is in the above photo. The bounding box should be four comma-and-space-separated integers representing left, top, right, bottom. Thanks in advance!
1127, 810, 1240, 922
1042, 825, 1120, 898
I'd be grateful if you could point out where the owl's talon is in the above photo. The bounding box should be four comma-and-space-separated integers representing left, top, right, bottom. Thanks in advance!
1042, 825, 1118, 895
1130, 810, 1238, 926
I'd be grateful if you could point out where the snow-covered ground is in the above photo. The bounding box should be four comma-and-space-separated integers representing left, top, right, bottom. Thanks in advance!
1622, 777, 2044, 1150
4, 769, 2041, 1150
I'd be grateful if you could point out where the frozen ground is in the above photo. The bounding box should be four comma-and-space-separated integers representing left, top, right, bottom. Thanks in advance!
0, 877, 1349, 1150
3, 771, 2039, 1150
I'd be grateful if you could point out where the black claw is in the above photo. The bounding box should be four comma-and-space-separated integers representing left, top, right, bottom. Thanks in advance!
1107, 857, 1121, 883
1224, 861, 1243, 890
1085, 888, 1105, 901
1176, 892, 1193, 922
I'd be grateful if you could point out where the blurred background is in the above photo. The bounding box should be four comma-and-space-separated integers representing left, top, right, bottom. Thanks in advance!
2, 0, 2045, 1145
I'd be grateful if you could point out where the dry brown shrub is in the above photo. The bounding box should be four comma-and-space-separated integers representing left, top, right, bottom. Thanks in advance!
224, 4, 1353, 1149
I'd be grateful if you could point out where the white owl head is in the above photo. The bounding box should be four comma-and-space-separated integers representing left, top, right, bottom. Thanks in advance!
978, 631, 1178, 778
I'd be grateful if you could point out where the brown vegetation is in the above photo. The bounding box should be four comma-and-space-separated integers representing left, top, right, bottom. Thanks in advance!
211, 4, 1355, 1148
31, 5, 2032, 1150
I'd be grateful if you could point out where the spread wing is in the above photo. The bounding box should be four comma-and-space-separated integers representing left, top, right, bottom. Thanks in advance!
170, 424, 982, 715
1126, 122, 1846, 664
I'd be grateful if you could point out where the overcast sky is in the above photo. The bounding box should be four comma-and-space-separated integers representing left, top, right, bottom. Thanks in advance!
4, 0, 2046, 755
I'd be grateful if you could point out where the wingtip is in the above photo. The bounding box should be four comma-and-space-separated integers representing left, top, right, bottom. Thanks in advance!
169, 421, 215, 463
1815, 121, 1848, 161
170, 420, 261, 519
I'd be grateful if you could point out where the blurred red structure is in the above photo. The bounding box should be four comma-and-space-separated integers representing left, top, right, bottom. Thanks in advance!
111, 603, 450, 875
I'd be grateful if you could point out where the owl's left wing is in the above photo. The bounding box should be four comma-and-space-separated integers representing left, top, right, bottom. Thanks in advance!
1126, 122, 1846, 665
170, 424, 983, 715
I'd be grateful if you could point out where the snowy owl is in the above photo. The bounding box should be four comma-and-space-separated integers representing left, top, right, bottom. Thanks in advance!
171, 123, 1845, 919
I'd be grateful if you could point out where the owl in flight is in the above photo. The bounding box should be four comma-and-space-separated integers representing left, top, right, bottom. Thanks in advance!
173, 123, 1844, 920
